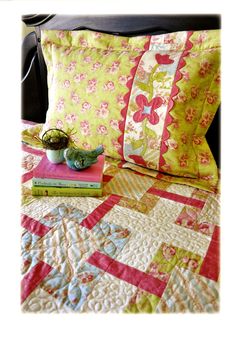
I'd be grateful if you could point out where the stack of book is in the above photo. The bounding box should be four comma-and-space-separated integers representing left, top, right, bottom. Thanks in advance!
32, 155, 105, 197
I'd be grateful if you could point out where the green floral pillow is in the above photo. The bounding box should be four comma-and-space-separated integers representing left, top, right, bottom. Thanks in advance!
41, 29, 220, 190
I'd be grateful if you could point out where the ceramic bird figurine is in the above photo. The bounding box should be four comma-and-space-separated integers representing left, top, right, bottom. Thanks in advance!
64, 145, 104, 170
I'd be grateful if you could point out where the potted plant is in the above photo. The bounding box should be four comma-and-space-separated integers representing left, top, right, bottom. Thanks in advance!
41, 128, 69, 164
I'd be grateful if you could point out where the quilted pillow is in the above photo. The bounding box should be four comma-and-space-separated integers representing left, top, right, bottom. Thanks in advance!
41, 29, 220, 189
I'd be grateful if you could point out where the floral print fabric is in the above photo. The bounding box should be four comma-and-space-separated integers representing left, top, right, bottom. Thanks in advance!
41, 30, 149, 160
41, 29, 220, 191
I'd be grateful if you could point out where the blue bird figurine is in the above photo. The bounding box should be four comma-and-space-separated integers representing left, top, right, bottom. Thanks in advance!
64, 145, 104, 170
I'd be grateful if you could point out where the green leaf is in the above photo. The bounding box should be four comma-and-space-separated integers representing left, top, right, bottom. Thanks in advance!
131, 139, 144, 150
136, 81, 150, 93
149, 64, 159, 79
153, 71, 167, 82
144, 125, 156, 139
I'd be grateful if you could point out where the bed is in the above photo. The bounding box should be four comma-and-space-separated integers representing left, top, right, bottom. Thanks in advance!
21, 14, 220, 313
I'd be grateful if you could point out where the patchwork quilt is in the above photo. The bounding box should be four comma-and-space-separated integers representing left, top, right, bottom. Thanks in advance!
21, 122, 220, 313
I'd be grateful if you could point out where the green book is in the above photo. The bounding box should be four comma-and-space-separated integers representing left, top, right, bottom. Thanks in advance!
32, 185, 103, 197
32, 177, 101, 188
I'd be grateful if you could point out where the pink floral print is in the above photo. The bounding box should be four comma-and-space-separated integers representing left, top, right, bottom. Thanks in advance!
199, 152, 211, 165
74, 73, 86, 83
193, 135, 203, 145
56, 120, 63, 129
101, 101, 109, 109
86, 79, 97, 93
22, 154, 37, 171
200, 174, 214, 181
199, 61, 212, 77
79, 37, 88, 47
97, 125, 108, 135
191, 85, 200, 99
148, 262, 170, 283
63, 80, 70, 88
77, 273, 94, 284
182, 257, 199, 270
181, 70, 190, 81
176, 207, 198, 229
107, 61, 120, 73
180, 133, 188, 144
185, 107, 197, 123
148, 138, 160, 150
205, 90, 218, 104
109, 119, 120, 131
165, 138, 178, 150
175, 92, 187, 103
148, 262, 159, 277
83, 55, 92, 63
80, 120, 91, 136
95, 102, 109, 119
121, 39, 129, 49
81, 102, 92, 113
171, 118, 179, 129
103, 81, 115, 91
162, 244, 176, 261
126, 121, 135, 132
71, 92, 80, 104
65, 113, 78, 123
198, 222, 214, 235
65, 61, 77, 73
56, 98, 65, 112
112, 139, 121, 150
200, 112, 213, 128
163, 34, 175, 44
117, 94, 125, 106
136, 64, 146, 80
118, 75, 129, 85
92, 62, 102, 71
133, 94, 163, 125
179, 154, 189, 168
195, 31, 208, 45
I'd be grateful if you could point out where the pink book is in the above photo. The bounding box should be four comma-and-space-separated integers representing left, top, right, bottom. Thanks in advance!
34, 155, 105, 183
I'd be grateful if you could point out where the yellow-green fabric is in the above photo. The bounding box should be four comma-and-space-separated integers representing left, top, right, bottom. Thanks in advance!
40, 29, 220, 191
41, 30, 148, 160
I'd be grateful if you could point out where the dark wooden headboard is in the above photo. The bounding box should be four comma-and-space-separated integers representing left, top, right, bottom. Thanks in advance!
22, 14, 221, 166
